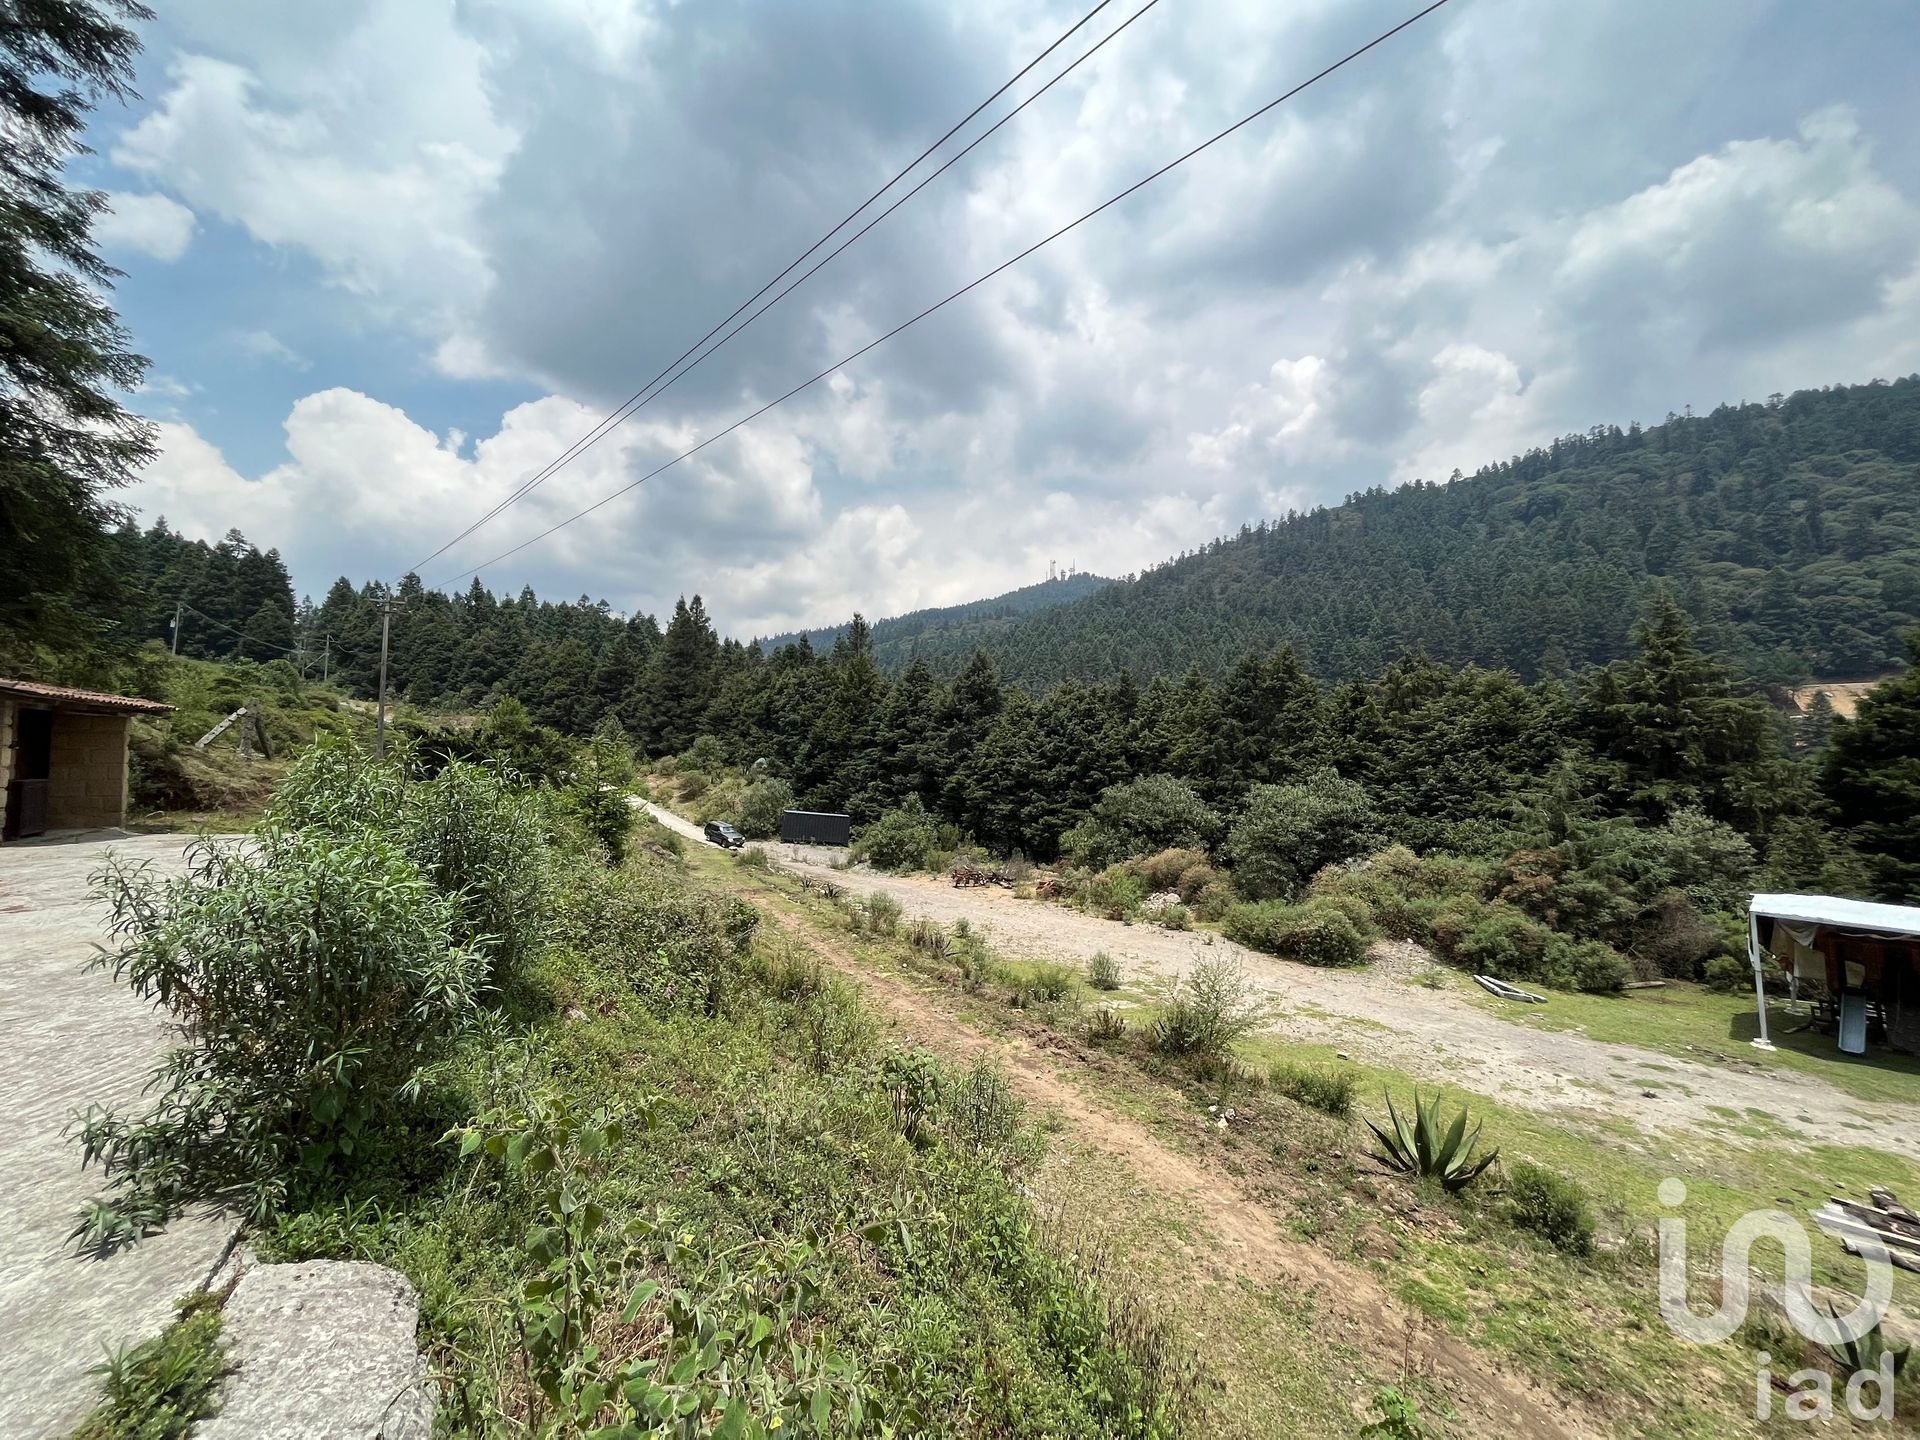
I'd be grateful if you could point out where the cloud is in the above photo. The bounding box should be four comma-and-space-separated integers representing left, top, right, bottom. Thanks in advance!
106, 0, 1920, 629
94, 191, 196, 261
235, 329, 308, 369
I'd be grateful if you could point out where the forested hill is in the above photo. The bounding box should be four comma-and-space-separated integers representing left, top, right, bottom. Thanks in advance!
755, 571, 1110, 668
887, 378, 1920, 689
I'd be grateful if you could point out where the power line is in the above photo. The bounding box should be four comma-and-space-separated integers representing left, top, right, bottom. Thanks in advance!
417, 0, 1166, 574
439, 0, 1452, 586
179, 603, 303, 654
407, 0, 1126, 577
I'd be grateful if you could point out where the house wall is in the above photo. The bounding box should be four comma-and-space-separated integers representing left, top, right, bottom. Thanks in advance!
0, 697, 14, 797
44, 712, 130, 830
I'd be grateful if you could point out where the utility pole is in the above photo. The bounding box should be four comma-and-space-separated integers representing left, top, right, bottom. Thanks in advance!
375, 594, 394, 759
321, 633, 330, 685
169, 600, 183, 656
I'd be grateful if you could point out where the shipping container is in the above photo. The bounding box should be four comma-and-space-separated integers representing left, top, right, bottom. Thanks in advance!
780, 809, 851, 846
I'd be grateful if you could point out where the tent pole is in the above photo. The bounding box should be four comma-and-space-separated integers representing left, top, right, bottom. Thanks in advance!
1749, 910, 1775, 1051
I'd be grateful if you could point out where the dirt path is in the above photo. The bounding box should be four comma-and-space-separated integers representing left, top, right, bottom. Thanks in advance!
634, 802, 1917, 1153
707, 860, 1607, 1439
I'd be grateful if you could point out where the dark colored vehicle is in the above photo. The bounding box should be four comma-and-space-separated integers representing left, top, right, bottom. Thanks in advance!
703, 821, 746, 849
779, 809, 851, 846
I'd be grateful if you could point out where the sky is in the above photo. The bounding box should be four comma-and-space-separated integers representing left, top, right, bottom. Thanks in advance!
86, 0, 1920, 640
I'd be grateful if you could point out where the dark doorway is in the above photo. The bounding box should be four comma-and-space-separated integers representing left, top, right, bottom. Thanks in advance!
4, 708, 54, 839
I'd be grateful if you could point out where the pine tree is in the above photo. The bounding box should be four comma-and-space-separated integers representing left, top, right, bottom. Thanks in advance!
1823, 640, 1920, 898
0, 0, 155, 671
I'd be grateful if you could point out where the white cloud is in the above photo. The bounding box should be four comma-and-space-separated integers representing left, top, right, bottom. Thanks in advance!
94, 191, 196, 261
235, 329, 307, 369
106, 1, 1920, 628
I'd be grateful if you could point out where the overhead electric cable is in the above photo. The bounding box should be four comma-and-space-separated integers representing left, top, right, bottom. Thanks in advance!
419, 0, 1165, 569
438, 0, 1450, 586
181, 603, 302, 653
407, 0, 1125, 576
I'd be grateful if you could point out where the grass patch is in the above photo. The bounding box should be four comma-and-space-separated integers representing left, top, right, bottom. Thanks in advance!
1466, 979, 1920, 1108
68, 1293, 226, 1440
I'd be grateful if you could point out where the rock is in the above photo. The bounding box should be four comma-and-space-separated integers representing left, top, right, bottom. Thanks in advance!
197, 1260, 433, 1440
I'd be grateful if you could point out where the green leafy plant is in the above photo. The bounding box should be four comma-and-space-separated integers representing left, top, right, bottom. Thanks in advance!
1358, 1385, 1427, 1439
1269, 1060, 1355, 1117
862, 891, 903, 936
1149, 954, 1262, 1060
883, 1047, 942, 1146
1505, 1160, 1595, 1255
72, 829, 483, 1242
1223, 899, 1370, 967
1366, 1090, 1499, 1193
944, 1057, 1021, 1154
1821, 1307, 1910, 1381
71, 1293, 226, 1440
1086, 1006, 1129, 1047
1087, 951, 1122, 990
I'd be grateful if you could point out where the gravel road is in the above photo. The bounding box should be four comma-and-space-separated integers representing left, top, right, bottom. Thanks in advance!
636, 800, 1916, 1154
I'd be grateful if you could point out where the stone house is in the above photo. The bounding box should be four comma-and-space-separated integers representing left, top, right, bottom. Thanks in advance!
0, 678, 173, 840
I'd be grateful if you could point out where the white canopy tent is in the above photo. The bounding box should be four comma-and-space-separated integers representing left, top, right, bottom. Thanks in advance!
1747, 892, 1920, 1051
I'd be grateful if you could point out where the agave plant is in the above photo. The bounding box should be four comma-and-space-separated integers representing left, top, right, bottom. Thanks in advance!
1822, 1304, 1910, 1379
1366, 1090, 1499, 1193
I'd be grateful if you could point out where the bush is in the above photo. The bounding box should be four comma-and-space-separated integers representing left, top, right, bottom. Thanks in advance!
73, 829, 484, 1241
1702, 952, 1752, 992
1155, 902, 1192, 931
1223, 900, 1370, 968
1057, 776, 1220, 869
1080, 865, 1148, 920
1547, 936, 1632, 994
862, 891, 903, 936
736, 777, 794, 840
1135, 847, 1210, 893
1270, 1061, 1356, 1117
1015, 961, 1080, 1007
405, 762, 551, 984
1454, 908, 1556, 982
1505, 1160, 1595, 1255
945, 1058, 1021, 1153
853, 798, 941, 872
1087, 952, 1122, 990
1085, 1006, 1128, 1046
555, 864, 757, 1016
1226, 770, 1383, 902
1149, 955, 1262, 1059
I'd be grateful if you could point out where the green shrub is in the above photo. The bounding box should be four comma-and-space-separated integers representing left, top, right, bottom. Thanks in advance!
74, 829, 484, 1241
862, 891, 903, 936
1306, 889, 1376, 934
402, 760, 551, 985
1702, 952, 1752, 992
1087, 952, 1122, 990
1226, 770, 1383, 902
853, 798, 941, 872
736, 777, 794, 840
1079, 865, 1148, 919
1057, 775, 1220, 869
1223, 900, 1369, 967
1546, 936, 1632, 993
1015, 961, 1080, 1007
1155, 902, 1192, 931
1135, 847, 1210, 893
1270, 1061, 1356, 1117
945, 1058, 1021, 1153
1454, 908, 1556, 982
1419, 894, 1492, 963
1149, 955, 1261, 1059
1085, 1006, 1128, 1046
555, 864, 756, 1016
1505, 1160, 1595, 1255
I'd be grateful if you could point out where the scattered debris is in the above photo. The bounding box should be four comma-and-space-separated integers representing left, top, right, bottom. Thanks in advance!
1816, 1187, 1920, 1275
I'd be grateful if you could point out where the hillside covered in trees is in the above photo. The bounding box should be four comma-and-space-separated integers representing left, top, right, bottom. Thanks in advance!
881, 379, 1920, 688
757, 571, 1110, 668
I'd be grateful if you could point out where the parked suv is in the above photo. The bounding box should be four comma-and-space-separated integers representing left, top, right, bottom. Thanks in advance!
703, 820, 746, 849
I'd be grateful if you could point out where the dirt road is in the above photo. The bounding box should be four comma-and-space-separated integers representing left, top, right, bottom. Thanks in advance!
636, 801, 1916, 1153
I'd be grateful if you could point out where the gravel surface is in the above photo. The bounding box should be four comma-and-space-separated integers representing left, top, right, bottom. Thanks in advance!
632, 800, 1920, 1153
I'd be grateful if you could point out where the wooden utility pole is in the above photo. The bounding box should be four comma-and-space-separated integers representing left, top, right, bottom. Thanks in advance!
321, 633, 330, 685
375, 595, 394, 759
169, 600, 183, 656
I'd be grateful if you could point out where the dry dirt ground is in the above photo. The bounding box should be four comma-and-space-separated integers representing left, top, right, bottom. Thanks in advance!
638, 803, 1920, 1155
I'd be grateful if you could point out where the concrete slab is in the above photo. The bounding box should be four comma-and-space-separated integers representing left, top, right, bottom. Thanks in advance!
0, 834, 238, 1438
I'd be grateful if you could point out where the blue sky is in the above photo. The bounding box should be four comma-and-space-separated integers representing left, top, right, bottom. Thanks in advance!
86, 0, 1920, 637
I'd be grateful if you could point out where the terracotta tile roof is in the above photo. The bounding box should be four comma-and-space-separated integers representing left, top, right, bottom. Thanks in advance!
0, 677, 173, 714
